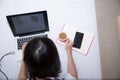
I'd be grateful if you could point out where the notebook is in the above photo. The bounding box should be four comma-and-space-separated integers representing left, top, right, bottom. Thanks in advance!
6, 11, 49, 50
56, 24, 95, 56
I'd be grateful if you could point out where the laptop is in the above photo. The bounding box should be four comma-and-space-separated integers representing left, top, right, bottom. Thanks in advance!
6, 11, 49, 50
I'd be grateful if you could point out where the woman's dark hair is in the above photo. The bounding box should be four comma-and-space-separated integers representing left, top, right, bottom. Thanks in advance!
24, 37, 61, 79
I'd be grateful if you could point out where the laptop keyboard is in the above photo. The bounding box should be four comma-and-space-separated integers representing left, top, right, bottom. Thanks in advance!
17, 34, 48, 50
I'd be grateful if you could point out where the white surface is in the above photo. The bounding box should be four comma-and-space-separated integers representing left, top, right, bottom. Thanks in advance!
0, 0, 102, 79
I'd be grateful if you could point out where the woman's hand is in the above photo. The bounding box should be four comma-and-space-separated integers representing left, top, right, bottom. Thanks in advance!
22, 42, 28, 57
21, 42, 28, 61
64, 38, 73, 54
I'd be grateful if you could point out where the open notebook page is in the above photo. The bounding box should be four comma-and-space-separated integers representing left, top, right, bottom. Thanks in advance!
56, 24, 95, 56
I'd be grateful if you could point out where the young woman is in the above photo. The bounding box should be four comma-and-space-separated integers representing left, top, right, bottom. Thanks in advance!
18, 37, 78, 80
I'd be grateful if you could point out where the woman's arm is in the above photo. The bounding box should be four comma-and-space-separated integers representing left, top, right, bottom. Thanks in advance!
18, 61, 28, 80
64, 39, 78, 79
18, 43, 28, 80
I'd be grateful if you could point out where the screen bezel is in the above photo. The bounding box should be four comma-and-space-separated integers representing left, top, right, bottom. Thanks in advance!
6, 11, 49, 37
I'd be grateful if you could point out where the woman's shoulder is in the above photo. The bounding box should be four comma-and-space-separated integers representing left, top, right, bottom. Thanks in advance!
57, 72, 76, 80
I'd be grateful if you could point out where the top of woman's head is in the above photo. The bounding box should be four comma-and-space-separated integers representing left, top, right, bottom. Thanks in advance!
24, 37, 61, 78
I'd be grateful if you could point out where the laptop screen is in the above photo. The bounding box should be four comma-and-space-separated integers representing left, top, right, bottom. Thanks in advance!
6, 11, 49, 36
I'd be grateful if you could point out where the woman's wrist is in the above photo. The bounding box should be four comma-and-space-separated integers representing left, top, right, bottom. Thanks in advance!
66, 49, 72, 55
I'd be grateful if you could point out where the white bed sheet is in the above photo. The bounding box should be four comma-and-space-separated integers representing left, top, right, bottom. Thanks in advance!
0, 0, 102, 79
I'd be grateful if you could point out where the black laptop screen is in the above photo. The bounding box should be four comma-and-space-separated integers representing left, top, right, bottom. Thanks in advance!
6, 11, 49, 36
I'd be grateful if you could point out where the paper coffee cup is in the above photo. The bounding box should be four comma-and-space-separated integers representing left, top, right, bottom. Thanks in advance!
59, 32, 67, 42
